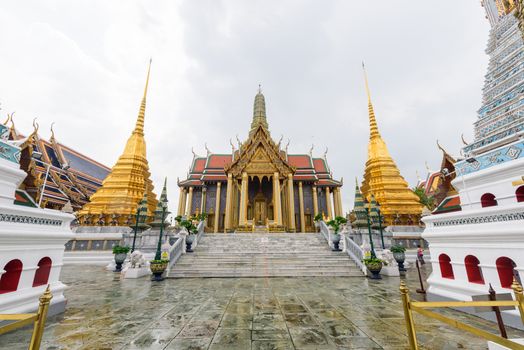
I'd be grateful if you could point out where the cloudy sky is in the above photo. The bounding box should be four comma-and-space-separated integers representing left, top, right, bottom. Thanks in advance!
0, 1, 490, 211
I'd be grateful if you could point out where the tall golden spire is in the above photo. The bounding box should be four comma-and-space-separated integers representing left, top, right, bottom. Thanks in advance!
134, 58, 151, 136
78, 60, 158, 225
359, 63, 422, 226
362, 62, 380, 139
250, 84, 269, 136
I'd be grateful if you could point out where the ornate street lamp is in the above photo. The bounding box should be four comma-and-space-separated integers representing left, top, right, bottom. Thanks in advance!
131, 195, 148, 253
364, 202, 376, 259
154, 202, 168, 261
375, 201, 385, 249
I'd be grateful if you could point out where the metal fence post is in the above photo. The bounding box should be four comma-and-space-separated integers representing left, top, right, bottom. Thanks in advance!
400, 281, 418, 350
29, 285, 53, 350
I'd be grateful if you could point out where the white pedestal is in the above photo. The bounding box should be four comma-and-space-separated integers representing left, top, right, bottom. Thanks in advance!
123, 267, 150, 279
381, 266, 400, 277
488, 339, 524, 349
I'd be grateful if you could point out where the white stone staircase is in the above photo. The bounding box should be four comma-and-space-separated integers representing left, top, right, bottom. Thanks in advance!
168, 233, 363, 278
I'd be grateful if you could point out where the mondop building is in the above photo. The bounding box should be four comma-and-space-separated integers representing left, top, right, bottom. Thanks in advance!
177, 89, 343, 233
423, 0, 524, 329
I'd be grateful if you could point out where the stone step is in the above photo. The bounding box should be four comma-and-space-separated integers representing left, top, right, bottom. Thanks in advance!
169, 271, 363, 278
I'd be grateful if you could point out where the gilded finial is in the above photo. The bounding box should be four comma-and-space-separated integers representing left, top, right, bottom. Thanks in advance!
355, 177, 359, 188
30, 118, 39, 138
205, 143, 211, 156
229, 138, 235, 151
236, 134, 242, 149
362, 62, 380, 139
309, 143, 314, 157
258, 83, 262, 94
191, 147, 197, 159
50, 122, 56, 141
133, 59, 152, 136
323, 146, 328, 159
2, 111, 10, 126
461, 134, 469, 145
277, 135, 283, 148
285, 139, 290, 153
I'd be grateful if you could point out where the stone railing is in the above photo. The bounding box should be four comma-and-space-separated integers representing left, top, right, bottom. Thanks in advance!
318, 221, 333, 249
343, 234, 367, 275
191, 221, 205, 250
166, 236, 184, 273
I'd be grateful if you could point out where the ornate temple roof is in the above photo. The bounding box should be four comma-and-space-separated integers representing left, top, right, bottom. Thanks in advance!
359, 65, 422, 224
78, 60, 158, 222
179, 89, 342, 187
3, 114, 110, 210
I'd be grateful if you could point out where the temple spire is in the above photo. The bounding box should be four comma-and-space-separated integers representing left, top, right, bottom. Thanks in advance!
134, 58, 152, 136
250, 85, 269, 135
362, 62, 380, 139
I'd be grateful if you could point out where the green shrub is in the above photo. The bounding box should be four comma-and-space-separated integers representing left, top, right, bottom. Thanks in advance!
112, 245, 130, 254
390, 245, 406, 253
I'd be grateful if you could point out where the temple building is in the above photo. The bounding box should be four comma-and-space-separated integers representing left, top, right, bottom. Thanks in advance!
77, 61, 157, 226
177, 88, 343, 233
2, 114, 110, 211
423, 0, 524, 329
359, 66, 423, 226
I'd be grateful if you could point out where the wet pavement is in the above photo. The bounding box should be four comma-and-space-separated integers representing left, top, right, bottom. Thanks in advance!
1, 264, 523, 349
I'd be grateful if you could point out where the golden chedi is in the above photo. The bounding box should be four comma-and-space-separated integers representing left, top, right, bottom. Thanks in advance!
359, 64, 422, 226
78, 61, 157, 226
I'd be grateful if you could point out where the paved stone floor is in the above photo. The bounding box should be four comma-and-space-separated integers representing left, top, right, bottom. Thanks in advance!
1, 264, 524, 349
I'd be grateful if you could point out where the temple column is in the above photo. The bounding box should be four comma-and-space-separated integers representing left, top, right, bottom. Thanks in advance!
213, 182, 221, 233
273, 172, 282, 225
287, 174, 296, 232
200, 187, 207, 214
177, 188, 186, 216
312, 186, 319, 216
239, 172, 248, 225
298, 181, 305, 232
333, 188, 340, 217
225, 174, 233, 231
335, 187, 343, 217
325, 187, 333, 220
185, 186, 194, 216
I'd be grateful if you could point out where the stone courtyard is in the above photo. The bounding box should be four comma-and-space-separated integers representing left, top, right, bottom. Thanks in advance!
1, 264, 523, 350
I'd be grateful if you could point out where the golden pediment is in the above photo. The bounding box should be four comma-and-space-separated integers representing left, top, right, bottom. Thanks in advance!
225, 126, 294, 178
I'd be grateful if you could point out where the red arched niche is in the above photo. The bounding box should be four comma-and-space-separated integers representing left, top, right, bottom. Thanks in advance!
516, 186, 524, 203
32, 257, 52, 287
0, 259, 23, 294
481, 193, 497, 208
496, 257, 520, 288
439, 254, 454, 279
465, 255, 484, 284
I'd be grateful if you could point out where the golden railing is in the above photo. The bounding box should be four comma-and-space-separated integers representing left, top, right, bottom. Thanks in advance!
0, 285, 53, 350
400, 279, 524, 350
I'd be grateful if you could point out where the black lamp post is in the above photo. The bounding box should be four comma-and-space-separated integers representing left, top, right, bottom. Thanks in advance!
365, 204, 376, 258
131, 198, 147, 253
376, 204, 385, 250
154, 203, 168, 261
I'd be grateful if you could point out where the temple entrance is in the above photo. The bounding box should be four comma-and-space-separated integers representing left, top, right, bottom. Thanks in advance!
254, 194, 266, 225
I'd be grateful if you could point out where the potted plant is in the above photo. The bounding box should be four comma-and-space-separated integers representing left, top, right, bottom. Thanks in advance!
313, 213, 323, 223
149, 259, 169, 281
112, 245, 130, 272
180, 219, 197, 252
390, 245, 407, 272
363, 257, 385, 279
326, 216, 348, 251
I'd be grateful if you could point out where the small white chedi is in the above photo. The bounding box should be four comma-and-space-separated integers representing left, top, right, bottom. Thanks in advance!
0, 121, 74, 315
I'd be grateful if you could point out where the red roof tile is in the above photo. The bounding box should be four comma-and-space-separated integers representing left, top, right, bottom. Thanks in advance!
207, 154, 232, 169
313, 158, 327, 173
288, 155, 312, 169
192, 158, 207, 172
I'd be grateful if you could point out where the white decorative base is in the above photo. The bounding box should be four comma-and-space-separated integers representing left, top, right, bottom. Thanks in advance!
381, 266, 400, 277
488, 339, 524, 349
123, 267, 150, 279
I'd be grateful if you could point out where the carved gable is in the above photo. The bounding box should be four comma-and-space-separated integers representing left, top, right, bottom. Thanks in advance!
225, 126, 294, 178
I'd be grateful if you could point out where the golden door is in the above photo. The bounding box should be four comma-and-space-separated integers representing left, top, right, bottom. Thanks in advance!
254, 200, 266, 225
